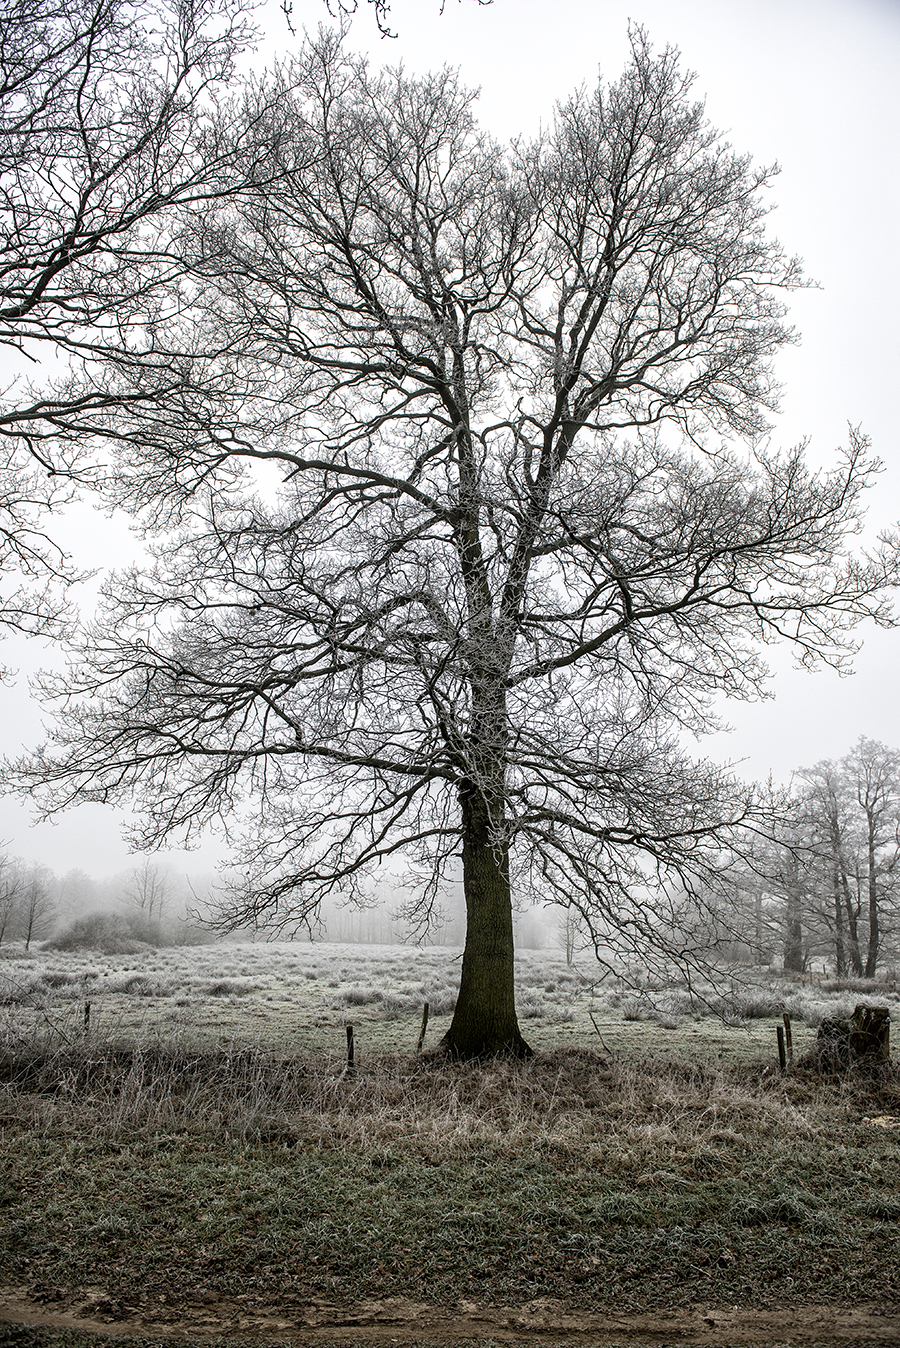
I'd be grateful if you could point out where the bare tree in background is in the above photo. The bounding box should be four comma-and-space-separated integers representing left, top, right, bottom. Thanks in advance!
796, 758, 862, 976
850, 738, 900, 976
0, 0, 257, 646
738, 741, 900, 978
56, 867, 100, 918
19, 32, 899, 1055
0, 852, 23, 945
559, 909, 583, 968
798, 740, 900, 977
124, 859, 170, 942
17, 863, 56, 947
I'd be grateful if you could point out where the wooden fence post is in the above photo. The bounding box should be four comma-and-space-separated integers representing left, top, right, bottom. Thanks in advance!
416, 1001, 430, 1054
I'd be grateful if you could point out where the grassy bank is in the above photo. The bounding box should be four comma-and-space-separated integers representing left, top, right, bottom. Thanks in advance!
2, 1040, 899, 1318
3, 943, 899, 1341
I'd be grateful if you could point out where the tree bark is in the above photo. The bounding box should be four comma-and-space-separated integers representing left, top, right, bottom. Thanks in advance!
831, 861, 847, 978
754, 887, 764, 964
838, 866, 864, 976
439, 783, 532, 1058
823, 799, 848, 977
783, 885, 804, 973
865, 808, 879, 978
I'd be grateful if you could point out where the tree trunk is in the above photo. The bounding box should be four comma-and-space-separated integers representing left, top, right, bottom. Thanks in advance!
783, 886, 804, 973
824, 795, 862, 976
23, 894, 36, 950
841, 870, 864, 976
831, 861, 847, 978
439, 783, 531, 1058
865, 812, 879, 978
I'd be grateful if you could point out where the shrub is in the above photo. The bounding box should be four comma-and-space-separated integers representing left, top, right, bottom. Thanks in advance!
621, 995, 656, 1022
820, 976, 897, 994
657, 990, 695, 1018
783, 995, 853, 1028
423, 987, 457, 1016
46, 912, 152, 955
517, 989, 546, 1019
730, 991, 783, 1020
202, 979, 259, 997
41, 970, 87, 989
377, 990, 416, 1016
338, 985, 382, 1007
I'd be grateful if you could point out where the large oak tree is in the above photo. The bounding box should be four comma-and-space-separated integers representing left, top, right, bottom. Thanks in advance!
18, 30, 898, 1055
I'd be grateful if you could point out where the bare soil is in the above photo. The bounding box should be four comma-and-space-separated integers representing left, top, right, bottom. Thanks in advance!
3, 1286, 900, 1347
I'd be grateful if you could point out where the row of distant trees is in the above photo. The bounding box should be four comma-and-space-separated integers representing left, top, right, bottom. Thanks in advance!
707, 738, 900, 978
0, 847, 560, 952
0, 858, 56, 948
0, 856, 205, 948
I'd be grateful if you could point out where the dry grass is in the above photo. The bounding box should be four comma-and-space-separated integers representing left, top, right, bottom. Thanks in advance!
2, 1036, 899, 1319
2, 1026, 896, 1156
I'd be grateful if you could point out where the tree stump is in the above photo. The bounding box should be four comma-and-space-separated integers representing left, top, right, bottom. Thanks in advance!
816, 1004, 890, 1069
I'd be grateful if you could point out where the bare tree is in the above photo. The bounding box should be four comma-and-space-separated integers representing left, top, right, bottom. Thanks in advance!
848, 738, 900, 976
0, 852, 24, 945
0, 0, 258, 646
18, 32, 899, 1055
708, 858, 778, 967
783, 740, 900, 978
18, 863, 56, 947
124, 859, 170, 942
775, 838, 808, 974
305, 0, 492, 40
559, 909, 582, 968
796, 759, 863, 976
56, 867, 99, 917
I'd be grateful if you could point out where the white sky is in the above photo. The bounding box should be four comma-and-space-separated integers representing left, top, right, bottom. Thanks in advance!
1, 0, 899, 876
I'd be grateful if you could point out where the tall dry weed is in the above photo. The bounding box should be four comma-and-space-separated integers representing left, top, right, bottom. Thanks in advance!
4, 1029, 888, 1163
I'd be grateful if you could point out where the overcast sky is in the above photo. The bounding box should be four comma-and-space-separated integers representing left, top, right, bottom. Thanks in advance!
1, 0, 898, 877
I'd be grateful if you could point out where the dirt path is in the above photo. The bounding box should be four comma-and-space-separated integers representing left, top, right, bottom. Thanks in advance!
3, 1286, 900, 1346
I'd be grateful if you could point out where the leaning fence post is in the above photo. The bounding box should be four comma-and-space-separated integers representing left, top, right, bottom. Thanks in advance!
346, 1023, 355, 1071
782, 1012, 793, 1066
777, 1023, 786, 1074
416, 1001, 430, 1054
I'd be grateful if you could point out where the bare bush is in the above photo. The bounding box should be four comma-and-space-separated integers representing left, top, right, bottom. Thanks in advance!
47, 912, 151, 955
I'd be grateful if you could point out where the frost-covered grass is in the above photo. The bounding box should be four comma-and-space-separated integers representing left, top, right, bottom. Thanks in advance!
2, 1040, 899, 1318
2, 941, 899, 1323
1, 938, 897, 1062
0, 941, 588, 1055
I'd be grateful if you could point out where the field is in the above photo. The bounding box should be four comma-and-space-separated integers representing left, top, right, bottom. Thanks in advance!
2, 940, 900, 1348
3, 938, 893, 1059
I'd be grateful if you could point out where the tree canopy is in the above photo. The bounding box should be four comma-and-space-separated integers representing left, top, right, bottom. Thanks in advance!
16, 29, 899, 1055
0, 0, 256, 646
